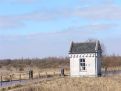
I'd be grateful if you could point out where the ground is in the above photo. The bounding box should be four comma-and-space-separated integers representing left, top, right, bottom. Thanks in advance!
5, 76, 121, 91
1, 67, 121, 91
0, 58, 121, 91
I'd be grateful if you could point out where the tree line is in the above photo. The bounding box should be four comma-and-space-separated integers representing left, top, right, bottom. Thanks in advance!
0, 56, 121, 70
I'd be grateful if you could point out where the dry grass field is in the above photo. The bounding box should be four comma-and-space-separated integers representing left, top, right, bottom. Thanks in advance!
0, 57, 69, 81
7, 76, 121, 91
1, 56, 121, 91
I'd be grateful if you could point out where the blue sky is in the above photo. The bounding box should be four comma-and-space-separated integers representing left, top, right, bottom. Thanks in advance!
0, 0, 121, 59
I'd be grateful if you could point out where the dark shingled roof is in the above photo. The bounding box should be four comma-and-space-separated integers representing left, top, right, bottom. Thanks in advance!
69, 41, 101, 54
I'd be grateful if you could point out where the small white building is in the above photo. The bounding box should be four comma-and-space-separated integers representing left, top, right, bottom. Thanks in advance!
69, 41, 102, 77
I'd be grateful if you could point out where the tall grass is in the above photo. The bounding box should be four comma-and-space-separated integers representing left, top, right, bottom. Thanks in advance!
12, 76, 121, 91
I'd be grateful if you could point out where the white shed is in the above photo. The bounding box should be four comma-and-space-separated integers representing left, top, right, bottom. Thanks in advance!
69, 41, 102, 77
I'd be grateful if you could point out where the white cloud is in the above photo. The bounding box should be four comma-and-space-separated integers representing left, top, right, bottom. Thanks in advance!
0, 27, 121, 59
79, 0, 114, 3
0, 4, 121, 29
0, 16, 24, 29
74, 5, 121, 20
66, 24, 118, 31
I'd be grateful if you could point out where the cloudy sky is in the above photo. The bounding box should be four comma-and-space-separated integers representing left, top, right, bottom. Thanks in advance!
0, 0, 121, 59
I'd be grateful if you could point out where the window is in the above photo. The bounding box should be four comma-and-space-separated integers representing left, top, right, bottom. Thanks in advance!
69, 55, 72, 58
80, 59, 86, 71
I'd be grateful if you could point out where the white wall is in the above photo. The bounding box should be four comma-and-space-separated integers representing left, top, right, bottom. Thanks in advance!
70, 58, 79, 76
69, 53, 101, 77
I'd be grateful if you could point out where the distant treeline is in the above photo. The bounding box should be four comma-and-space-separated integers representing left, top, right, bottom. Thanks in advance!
0, 56, 121, 70
0, 57, 69, 70
102, 55, 121, 68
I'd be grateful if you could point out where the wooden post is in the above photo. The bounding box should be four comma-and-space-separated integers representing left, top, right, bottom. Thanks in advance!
1, 76, 2, 86
29, 70, 33, 79
29, 71, 30, 80
38, 73, 40, 79
19, 74, 21, 82
53, 72, 55, 77
39, 73, 41, 78
60, 68, 64, 77
45, 72, 48, 78
10, 75, 12, 82
31, 70, 33, 79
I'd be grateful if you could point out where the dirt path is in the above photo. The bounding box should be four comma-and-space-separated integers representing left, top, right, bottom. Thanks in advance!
0, 77, 52, 88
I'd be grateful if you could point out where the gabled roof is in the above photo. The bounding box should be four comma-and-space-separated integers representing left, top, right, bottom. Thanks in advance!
69, 41, 102, 54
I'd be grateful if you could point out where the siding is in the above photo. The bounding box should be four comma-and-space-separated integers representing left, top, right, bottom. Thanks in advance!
70, 53, 101, 77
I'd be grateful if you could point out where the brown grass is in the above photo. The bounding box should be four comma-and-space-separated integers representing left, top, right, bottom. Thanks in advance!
10, 76, 121, 91
0, 55, 121, 70
0, 57, 69, 80
1, 56, 121, 91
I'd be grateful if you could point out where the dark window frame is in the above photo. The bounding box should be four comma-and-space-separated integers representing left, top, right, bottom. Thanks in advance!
80, 59, 86, 71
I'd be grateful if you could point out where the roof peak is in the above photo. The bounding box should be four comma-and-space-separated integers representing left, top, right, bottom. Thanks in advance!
69, 40, 101, 54
72, 41, 96, 44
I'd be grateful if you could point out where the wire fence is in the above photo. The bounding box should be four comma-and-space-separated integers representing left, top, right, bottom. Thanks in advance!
0, 70, 67, 88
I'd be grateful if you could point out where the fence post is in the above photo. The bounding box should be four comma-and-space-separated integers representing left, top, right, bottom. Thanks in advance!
10, 75, 12, 82
29, 70, 33, 79
38, 73, 40, 79
1, 76, 2, 86
45, 72, 48, 78
53, 72, 55, 77
60, 68, 64, 77
19, 74, 21, 82
39, 73, 41, 78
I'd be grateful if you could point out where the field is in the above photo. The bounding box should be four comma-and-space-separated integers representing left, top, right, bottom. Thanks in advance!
4, 76, 121, 91
0, 57, 69, 81
0, 56, 121, 91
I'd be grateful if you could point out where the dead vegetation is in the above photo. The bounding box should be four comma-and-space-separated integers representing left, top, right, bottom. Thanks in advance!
0, 57, 69, 70
0, 56, 121, 76
10, 76, 121, 91
0, 55, 121, 70
0, 56, 121, 91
